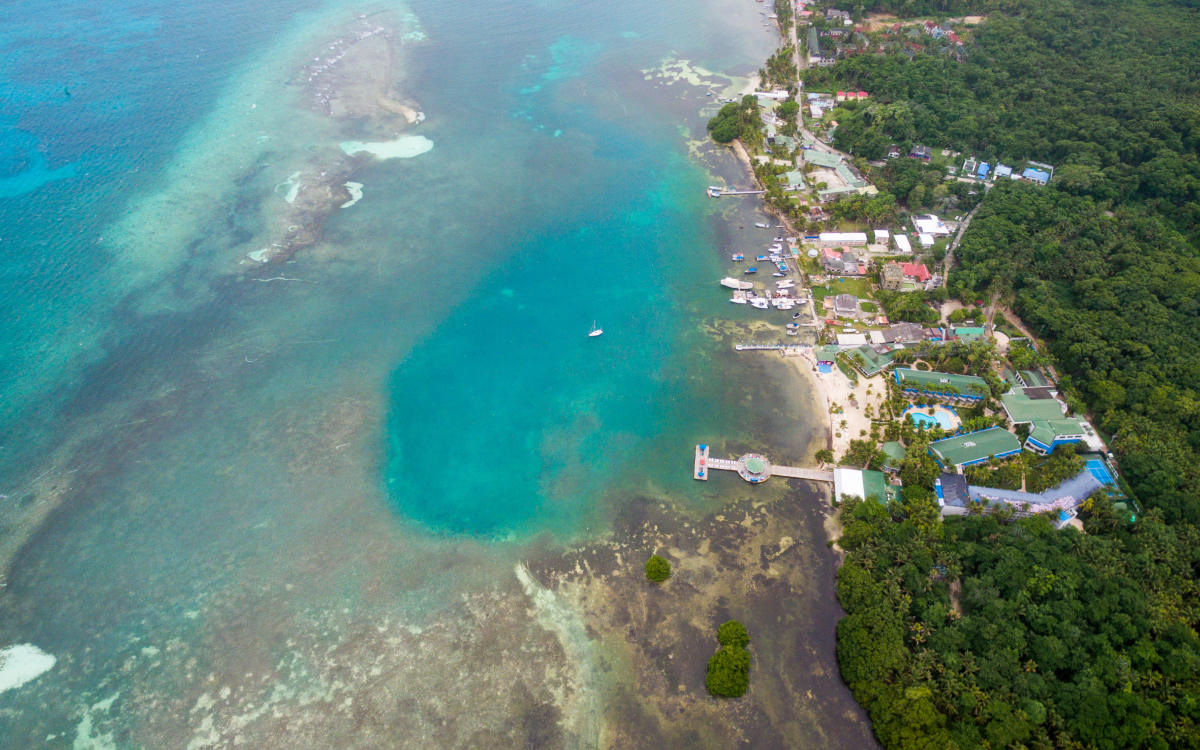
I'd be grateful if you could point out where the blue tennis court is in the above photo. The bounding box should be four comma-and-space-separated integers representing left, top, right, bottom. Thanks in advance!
1086, 459, 1114, 485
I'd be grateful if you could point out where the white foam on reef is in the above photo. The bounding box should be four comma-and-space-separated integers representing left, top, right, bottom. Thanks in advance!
340, 181, 363, 208
340, 135, 433, 160
279, 171, 303, 204
247, 248, 274, 263
0, 643, 56, 694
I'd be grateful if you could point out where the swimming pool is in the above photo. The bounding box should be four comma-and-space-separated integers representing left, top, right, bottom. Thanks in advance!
906, 406, 958, 430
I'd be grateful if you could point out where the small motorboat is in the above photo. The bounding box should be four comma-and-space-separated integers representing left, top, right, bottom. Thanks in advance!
731, 253, 744, 261
750, 298, 769, 309
756, 255, 768, 261
589, 321, 603, 337
786, 329, 799, 336
786, 323, 800, 329
744, 267, 757, 274
773, 272, 785, 277
730, 297, 748, 304
793, 312, 802, 319
755, 222, 769, 228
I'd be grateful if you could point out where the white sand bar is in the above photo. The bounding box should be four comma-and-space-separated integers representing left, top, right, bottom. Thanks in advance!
340, 135, 433, 159
0, 643, 56, 693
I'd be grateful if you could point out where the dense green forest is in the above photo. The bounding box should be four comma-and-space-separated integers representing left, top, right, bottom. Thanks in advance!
810, 1, 1200, 748
838, 496, 1200, 750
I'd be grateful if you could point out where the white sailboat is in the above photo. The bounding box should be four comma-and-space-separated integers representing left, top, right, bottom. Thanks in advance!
589, 321, 603, 337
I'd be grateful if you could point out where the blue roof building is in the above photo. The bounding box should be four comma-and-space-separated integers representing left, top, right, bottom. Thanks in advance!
1023, 167, 1050, 185
977, 162, 990, 179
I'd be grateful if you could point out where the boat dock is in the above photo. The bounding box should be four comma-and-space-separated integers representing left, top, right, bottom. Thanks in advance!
693, 447, 833, 484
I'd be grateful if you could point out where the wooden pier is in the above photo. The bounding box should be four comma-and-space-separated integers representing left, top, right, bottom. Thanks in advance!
693, 447, 833, 484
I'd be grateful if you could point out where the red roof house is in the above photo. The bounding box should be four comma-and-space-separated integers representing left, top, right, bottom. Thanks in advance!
902, 262, 931, 281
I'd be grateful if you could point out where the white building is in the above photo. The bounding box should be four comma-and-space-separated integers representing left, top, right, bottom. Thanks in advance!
837, 333, 868, 347
913, 214, 952, 236
894, 235, 912, 253
873, 229, 890, 244
818, 232, 868, 246
918, 233, 935, 248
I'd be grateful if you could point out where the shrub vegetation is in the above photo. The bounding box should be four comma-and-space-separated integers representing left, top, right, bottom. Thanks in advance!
706, 620, 751, 698
644, 554, 671, 583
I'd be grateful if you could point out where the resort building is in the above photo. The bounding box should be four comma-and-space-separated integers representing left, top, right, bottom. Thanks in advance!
846, 344, 897, 376
873, 229, 889, 244
784, 170, 807, 191
1026, 419, 1088, 455
894, 368, 989, 402
1000, 388, 1066, 424
894, 234, 912, 253
833, 467, 897, 504
928, 427, 1023, 471
880, 441, 907, 472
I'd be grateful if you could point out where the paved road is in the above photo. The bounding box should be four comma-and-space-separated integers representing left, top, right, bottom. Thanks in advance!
791, 20, 851, 159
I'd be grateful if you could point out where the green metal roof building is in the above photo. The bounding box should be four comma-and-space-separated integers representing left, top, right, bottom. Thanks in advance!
894, 368, 989, 401
847, 345, 895, 377
1000, 389, 1065, 424
804, 150, 843, 169
785, 170, 807, 189
881, 441, 907, 471
929, 427, 1022, 470
1026, 419, 1087, 455
1020, 369, 1050, 387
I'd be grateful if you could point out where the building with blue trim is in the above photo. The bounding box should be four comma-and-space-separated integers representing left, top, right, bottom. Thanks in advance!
894, 368, 988, 402
928, 427, 1023, 471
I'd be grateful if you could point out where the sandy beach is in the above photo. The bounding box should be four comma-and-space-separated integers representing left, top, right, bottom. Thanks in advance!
789, 349, 885, 462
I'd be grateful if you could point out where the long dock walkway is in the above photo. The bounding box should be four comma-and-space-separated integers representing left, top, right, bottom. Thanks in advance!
693, 446, 832, 484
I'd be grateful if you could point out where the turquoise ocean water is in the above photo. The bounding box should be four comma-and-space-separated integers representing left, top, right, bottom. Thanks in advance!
0, 0, 832, 744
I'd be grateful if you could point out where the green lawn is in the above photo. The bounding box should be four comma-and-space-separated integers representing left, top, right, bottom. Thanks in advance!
812, 277, 874, 303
